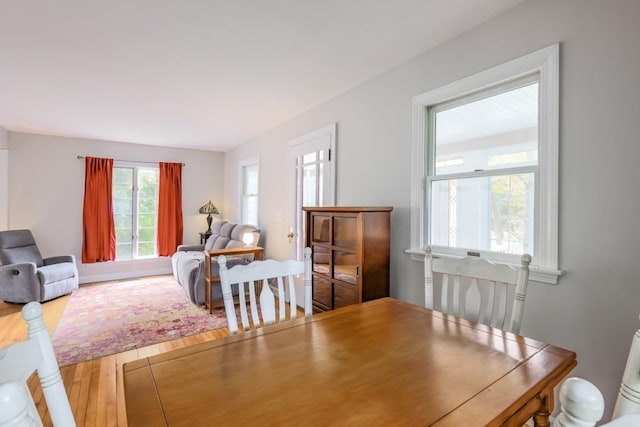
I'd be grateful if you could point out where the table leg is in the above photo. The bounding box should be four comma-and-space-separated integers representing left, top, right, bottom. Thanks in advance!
205, 278, 212, 314
533, 389, 553, 427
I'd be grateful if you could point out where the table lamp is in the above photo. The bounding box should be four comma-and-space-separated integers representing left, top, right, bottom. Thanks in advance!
199, 201, 219, 233
243, 232, 254, 248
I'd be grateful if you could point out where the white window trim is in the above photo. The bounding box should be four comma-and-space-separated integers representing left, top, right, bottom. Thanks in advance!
407, 44, 562, 284
239, 156, 260, 227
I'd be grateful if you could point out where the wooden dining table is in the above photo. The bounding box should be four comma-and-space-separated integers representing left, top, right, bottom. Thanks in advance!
123, 297, 576, 426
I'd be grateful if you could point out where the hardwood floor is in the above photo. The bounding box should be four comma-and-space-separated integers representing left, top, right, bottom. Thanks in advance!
0, 289, 231, 427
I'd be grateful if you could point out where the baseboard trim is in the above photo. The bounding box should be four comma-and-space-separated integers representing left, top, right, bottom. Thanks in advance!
79, 267, 173, 285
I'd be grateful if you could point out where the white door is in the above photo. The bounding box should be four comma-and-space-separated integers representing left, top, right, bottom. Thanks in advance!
287, 124, 336, 305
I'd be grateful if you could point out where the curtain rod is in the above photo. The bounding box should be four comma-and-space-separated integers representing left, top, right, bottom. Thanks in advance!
76, 155, 185, 166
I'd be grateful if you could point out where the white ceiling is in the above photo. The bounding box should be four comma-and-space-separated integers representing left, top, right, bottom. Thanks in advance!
0, 0, 525, 152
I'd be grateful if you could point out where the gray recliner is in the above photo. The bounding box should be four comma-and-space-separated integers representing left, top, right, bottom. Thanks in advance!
0, 229, 79, 303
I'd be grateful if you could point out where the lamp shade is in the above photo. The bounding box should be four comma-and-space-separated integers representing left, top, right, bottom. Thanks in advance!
242, 232, 254, 247
199, 201, 219, 215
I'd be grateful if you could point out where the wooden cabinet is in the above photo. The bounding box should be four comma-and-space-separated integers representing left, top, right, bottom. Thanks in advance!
303, 206, 392, 312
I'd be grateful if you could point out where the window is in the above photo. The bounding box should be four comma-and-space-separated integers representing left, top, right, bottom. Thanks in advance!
429, 78, 538, 256
409, 44, 560, 283
113, 163, 159, 260
240, 159, 259, 226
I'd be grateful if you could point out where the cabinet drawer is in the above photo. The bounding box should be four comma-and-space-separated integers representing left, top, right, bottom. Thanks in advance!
334, 283, 358, 309
312, 274, 332, 308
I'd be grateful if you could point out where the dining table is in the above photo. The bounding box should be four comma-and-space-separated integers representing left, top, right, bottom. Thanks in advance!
123, 297, 576, 426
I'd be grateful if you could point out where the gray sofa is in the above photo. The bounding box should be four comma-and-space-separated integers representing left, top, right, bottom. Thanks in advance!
171, 221, 261, 305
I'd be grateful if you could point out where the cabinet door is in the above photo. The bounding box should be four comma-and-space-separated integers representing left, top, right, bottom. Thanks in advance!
311, 215, 331, 243
312, 245, 330, 275
333, 216, 357, 249
312, 274, 332, 309
333, 250, 357, 284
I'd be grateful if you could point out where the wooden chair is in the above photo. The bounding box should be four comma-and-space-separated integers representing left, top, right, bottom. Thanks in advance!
555, 315, 640, 426
218, 247, 312, 334
0, 302, 75, 426
424, 246, 532, 334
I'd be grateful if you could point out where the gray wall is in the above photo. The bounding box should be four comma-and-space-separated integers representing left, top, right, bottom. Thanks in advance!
223, 0, 640, 420
6, 132, 224, 283
0, 126, 7, 230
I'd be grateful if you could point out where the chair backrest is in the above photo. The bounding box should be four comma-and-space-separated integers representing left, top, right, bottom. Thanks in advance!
218, 247, 312, 334
612, 318, 640, 419
424, 246, 532, 334
0, 229, 44, 267
556, 314, 640, 426
0, 302, 75, 427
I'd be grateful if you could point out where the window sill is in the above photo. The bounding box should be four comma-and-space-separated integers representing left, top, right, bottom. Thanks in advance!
405, 248, 563, 285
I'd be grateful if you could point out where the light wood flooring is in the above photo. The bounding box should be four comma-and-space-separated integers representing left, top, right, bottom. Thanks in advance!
0, 281, 232, 427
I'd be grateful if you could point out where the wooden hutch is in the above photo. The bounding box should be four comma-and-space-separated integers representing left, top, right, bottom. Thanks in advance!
303, 206, 392, 312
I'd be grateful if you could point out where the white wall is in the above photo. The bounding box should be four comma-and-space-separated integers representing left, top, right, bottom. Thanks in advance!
0, 126, 7, 230
7, 132, 224, 283
223, 0, 640, 420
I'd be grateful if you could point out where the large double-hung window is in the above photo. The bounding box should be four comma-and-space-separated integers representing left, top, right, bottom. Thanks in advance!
410, 44, 560, 283
429, 77, 538, 256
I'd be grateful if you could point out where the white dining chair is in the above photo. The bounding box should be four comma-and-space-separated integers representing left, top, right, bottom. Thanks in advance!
0, 302, 75, 427
424, 246, 532, 334
218, 247, 312, 334
555, 314, 640, 426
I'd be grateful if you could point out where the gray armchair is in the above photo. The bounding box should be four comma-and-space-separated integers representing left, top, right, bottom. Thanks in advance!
0, 230, 79, 303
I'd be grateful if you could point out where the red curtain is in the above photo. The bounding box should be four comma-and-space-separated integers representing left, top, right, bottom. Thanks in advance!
157, 162, 183, 256
82, 157, 116, 263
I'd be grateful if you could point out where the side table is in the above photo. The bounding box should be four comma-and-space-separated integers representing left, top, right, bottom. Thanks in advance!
199, 231, 212, 244
204, 246, 265, 314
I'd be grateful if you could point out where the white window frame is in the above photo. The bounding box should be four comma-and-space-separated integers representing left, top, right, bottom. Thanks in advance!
239, 157, 260, 227
408, 44, 561, 284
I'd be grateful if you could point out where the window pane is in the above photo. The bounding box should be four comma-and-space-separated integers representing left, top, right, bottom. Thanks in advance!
242, 195, 258, 226
434, 83, 539, 175
318, 162, 324, 206
303, 152, 316, 164
137, 242, 155, 257
137, 168, 158, 257
241, 162, 259, 225
244, 164, 258, 194
115, 226, 131, 241
302, 163, 317, 206
113, 168, 133, 259
430, 173, 534, 255
116, 243, 132, 259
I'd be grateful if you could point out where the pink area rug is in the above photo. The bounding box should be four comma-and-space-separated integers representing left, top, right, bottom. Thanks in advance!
52, 275, 227, 366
